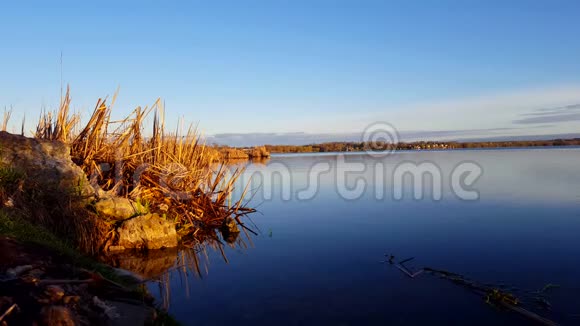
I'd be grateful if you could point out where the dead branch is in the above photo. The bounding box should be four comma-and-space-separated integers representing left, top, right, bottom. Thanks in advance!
0, 304, 19, 322
384, 254, 560, 326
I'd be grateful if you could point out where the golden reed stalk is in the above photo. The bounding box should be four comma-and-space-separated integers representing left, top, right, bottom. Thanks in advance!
35, 86, 254, 243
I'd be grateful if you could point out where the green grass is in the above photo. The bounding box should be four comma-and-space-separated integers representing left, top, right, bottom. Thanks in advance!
0, 210, 181, 325
0, 209, 73, 253
0, 209, 130, 283
0, 163, 181, 325
0, 166, 25, 188
0, 164, 132, 286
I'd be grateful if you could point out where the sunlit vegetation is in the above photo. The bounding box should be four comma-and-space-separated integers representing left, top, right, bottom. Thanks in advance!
265, 139, 580, 153
15, 87, 255, 248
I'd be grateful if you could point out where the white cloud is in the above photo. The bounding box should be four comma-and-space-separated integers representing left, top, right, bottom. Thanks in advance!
327, 84, 580, 132
205, 84, 580, 145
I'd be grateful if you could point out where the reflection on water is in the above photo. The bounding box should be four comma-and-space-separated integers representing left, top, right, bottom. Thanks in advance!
104, 249, 179, 279
156, 227, 256, 310
143, 148, 580, 325
108, 223, 258, 310
102, 217, 259, 311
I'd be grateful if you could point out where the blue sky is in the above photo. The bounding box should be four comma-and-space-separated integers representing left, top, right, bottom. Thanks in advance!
1, 0, 580, 145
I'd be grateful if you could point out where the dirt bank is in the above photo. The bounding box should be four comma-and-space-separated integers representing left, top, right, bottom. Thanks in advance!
0, 235, 162, 325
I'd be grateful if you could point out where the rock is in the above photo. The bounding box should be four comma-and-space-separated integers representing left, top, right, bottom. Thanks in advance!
248, 146, 270, 159
219, 217, 240, 244
218, 146, 271, 160
117, 213, 177, 250
107, 245, 126, 252
111, 267, 145, 282
220, 148, 249, 160
45, 285, 65, 302
106, 301, 156, 326
62, 296, 80, 305
39, 306, 76, 326
94, 197, 146, 220
0, 132, 95, 200
6, 265, 33, 277
92, 296, 119, 319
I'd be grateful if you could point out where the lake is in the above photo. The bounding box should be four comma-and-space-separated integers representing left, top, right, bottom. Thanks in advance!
145, 148, 580, 325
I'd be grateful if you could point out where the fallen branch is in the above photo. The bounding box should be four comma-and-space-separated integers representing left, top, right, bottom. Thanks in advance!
0, 304, 19, 322
384, 254, 559, 326
399, 257, 415, 265
502, 303, 558, 326
394, 263, 424, 278
234, 216, 258, 236
38, 279, 95, 286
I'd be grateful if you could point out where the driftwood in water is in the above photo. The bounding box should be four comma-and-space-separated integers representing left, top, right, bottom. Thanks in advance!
384, 254, 559, 326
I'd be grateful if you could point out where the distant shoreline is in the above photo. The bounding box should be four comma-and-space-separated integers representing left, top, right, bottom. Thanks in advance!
268, 145, 580, 157
257, 138, 580, 155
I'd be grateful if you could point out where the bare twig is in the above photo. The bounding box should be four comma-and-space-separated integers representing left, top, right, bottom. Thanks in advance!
385, 254, 560, 326
0, 303, 19, 322
502, 303, 559, 326
399, 257, 415, 265
38, 279, 94, 286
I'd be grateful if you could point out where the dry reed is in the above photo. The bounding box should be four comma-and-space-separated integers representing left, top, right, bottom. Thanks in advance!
1, 108, 11, 132
34, 87, 255, 246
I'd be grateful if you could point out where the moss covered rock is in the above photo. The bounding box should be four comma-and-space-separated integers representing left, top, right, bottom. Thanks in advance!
94, 197, 147, 221
117, 213, 177, 250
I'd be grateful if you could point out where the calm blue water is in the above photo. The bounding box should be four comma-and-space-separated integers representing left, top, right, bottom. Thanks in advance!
148, 148, 580, 325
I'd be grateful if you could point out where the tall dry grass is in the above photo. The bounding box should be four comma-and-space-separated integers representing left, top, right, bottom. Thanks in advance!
2, 108, 12, 132
35, 87, 255, 243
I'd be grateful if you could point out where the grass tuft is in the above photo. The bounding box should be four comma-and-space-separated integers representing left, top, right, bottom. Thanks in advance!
33, 87, 254, 247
